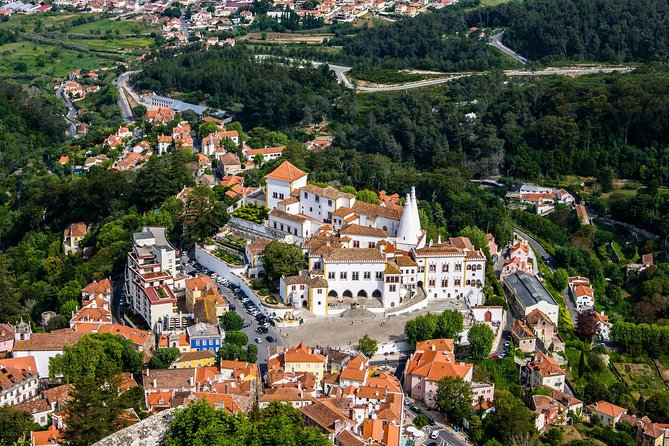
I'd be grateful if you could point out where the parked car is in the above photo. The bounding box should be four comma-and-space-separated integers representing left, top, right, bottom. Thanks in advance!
430, 431, 439, 439
411, 405, 421, 414
257, 327, 268, 334
266, 336, 276, 343
229, 304, 236, 312
260, 321, 270, 328
255, 337, 262, 343
242, 321, 251, 328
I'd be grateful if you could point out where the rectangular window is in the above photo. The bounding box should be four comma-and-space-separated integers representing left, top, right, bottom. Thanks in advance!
442, 264, 449, 273
315, 196, 320, 203
368, 242, 376, 248
352, 272, 359, 281
340, 272, 347, 280
376, 272, 383, 279
419, 266, 425, 273
364, 271, 371, 280
328, 272, 335, 280
300, 285, 305, 290
317, 289, 323, 294
441, 279, 448, 287
428, 279, 435, 287
304, 192, 308, 199
428, 264, 436, 273
390, 285, 396, 292
353, 241, 360, 248
328, 200, 332, 206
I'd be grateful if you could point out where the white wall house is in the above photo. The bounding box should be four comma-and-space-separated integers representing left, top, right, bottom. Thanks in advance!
265, 161, 308, 210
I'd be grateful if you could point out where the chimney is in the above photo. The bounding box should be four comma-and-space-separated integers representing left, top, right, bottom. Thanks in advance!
152, 378, 157, 388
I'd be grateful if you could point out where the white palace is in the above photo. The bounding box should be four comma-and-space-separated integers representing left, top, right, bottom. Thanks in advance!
257, 161, 487, 316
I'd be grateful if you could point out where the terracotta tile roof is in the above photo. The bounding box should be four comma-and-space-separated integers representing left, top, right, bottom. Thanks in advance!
331, 207, 354, 218
0, 365, 34, 391
81, 278, 112, 296
146, 390, 172, 408
340, 367, 366, 383
14, 331, 84, 352
356, 386, 386, 400
285, 342, 326, 364
246, 241, 270, 257
219, 152, 241, 166
15, 398, 51, 414
76, 324, 150, 347
511, 241, 529, 254
178, 350, 215, 362
261, 387, 310, 402
158, 333, 189, 348
64, 222, 88, 237
384, 261, 401, 275
335, 429, 366, 446
323, 248, 385, 263
144, 368, 197, 390
43, 384, 73, 407
394, 255, 417, 267
246, 146, 285, 156
340, 224, 387, 238
366, 371, 402, 393
300, 398, 351, 432
301, 184, 354, 201
220, 175, 244, 188
351, 200, 401, 221
526, 308, 553, 325
587, 400, 627, 418
449, 237, 475, 251
269, 209, 311, 224
362, 419, 384, 442
283, 275, 328, 288
31, 425, 62, 446
528, 352, 565, 378
573, 285, 594, 298
0, 356, 38, 373
415, 338, 455, 353
642, 253, 654, 266
512, 320, 536, 340
265, 161, 307, 183
194, 392, 247, 413
404, 350, 472, 382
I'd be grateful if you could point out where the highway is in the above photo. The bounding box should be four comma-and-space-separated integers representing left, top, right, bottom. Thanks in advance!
489, 31, 527, 65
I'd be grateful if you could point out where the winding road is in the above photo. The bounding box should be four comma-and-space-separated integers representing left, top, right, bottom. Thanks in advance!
256, 55, 633, 93
113, 70, 141, 122
55, 84, 78, 138
490, 31, 527, 65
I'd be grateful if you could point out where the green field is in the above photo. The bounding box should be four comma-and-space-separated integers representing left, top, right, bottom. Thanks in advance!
75, 37, 153, 51
0, 41, 108, 77
68, 17, 156, 35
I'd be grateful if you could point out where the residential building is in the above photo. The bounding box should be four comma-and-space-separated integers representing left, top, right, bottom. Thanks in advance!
185, 276, 228, 320
504, 272, 559, 326
244, 145, 284, 162
0, 323, 14, 353
124, 227, 180, 328
30, 425, 62, 446
69, 297, 112, 329
587, 400, 628, 427
280, 275, 329, 315
0, 356, 40, 406
512, 320, 537, 353
571, 283, 595, 312
81, 278, 112, 302
526, 309, 556, 349
186, 322, 224, 353
575, 204, 591, 225
527, 352, 565, 392
63, 222, 89, 255
403, 341, 473, 408
268, 343, 327, 388
171, 350, 216, 368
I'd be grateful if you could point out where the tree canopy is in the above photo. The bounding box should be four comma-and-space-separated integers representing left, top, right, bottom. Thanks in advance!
260, 240, 306, 282
167, 400, 331, 446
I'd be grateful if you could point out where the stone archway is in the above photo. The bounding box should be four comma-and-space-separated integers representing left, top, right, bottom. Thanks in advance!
485, 311, 492, 322
343, 290, 353, 298
357, 290, 368, 298
372, 289, 382, 299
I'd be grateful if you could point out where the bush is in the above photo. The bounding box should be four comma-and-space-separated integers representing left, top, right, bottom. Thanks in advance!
414, 414, 429, 429
265, 295, 278, 305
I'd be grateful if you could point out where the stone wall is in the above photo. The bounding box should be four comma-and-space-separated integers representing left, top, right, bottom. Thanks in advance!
92, 409, 174, 446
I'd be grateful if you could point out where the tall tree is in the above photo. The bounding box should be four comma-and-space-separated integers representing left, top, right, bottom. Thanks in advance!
575, 311, 599, 341
357, 334, 378, 357
0, 405, 34, 445
260, 241, 306, 282
184, 185, 229, 242
435, 309, 464, 339
436, 376, 474, 424
468, 323, 495, 359
62, 369, 130, 446
148, 347, 181, 369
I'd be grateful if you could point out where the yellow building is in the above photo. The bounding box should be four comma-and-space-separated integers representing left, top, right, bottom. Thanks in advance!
185, 276, 229, 321
283, 343, 326, 385
171, 350, 215, 369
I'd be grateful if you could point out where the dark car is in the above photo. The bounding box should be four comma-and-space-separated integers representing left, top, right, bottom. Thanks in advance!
229, 304, 236, 312
256, 327, 269, 334
411, 405, 421, 414
255, 314, 266, 321
266, 336, 276, 343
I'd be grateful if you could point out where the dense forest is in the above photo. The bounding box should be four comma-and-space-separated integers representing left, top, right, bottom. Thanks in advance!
481, 0, 669, 63
341, 0, 511, 72
133, 46, 342, 129
0, 79, 66, 179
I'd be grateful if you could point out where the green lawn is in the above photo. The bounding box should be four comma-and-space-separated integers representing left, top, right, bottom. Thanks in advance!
0, 41, 108, 77
611, 361, 666, 399
0, 13, 85, 32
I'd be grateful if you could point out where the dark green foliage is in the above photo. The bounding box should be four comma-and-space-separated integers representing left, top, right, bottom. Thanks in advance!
62, 369, 131, 446
224, 330, 249, 347
133, 46, 341, 130
148, 347, 181, 369
0, 405, 36, 445
260, 240, 306, 282
436, 377, 474, 423
220, 311, 244, 331
485, 0, 669, 63
405, 309, 464, 346
167, 400, 331, 446
468, 324, 495, 359
49, 333, 143, 382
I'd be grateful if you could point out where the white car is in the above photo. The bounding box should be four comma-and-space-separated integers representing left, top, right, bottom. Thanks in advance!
430, 431, 439, 439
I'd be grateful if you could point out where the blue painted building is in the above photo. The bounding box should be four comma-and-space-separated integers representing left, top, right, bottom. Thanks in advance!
186, 322, 224, 353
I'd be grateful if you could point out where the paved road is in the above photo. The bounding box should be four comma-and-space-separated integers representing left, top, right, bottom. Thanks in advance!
112, 275, 125, 325
490, 31, 527, 65
113, 71, 140, 122
514, 227, 558, 271
215, 282, 287, 366
180, 16, 190, 42
403, 404, 471, 446
256, 54, 633, 93
55, 85, 78, 138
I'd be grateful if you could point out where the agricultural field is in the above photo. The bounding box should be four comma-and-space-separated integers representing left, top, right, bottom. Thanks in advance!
67, 17, 157, 35
74, 37, 153, 52
611, 361, 667, 399
0, 41, 109, 77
